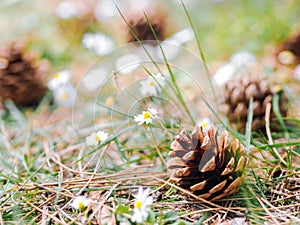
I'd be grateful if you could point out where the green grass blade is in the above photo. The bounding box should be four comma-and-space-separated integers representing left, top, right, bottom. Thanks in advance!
180, 0, 216, 102
272, 93, 287, 133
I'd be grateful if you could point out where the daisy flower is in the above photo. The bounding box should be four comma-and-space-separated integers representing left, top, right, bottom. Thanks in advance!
94, 0, 120, 22
131, 187, 153, 224
69, 196, 91, 211
53, 83, 76, 107
170, 28, 194, 45
197, 117, 213, 132
55, 1, 78, 19
48, 70, 71, 90
115, 54, 140, 75
134, 108, 159, 125
85, 130, 109, 146
273, 84, 283, 93
81, 32, 114, 56
140, 73, 166, 96
230, 51, 256, 68
213, 63, 237, 86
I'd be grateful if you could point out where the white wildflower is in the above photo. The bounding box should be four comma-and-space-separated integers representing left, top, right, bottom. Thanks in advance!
131, 187, 153, 224
230, 51, 256, 68
94, 0, 120, 22
197, 117, 213, 132
156, 40, 180, 60
140, 73, 166, 96
170, 28, 194, 45
53, 83, 76, 107
213, 63, 237, 86
48, 70, 71, 90
156, 28, 194, 60
83, 67, 108, 91
69, 196, 91, 211
82, 32, 114, 56
134, 108, 158, 125
55, 2, 78, 19
85, 130, 108, 146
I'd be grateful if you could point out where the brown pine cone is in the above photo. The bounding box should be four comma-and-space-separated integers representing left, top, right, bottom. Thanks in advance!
224, 77, 288, 133
0, 41, 49, 107
167, 126, 248, 201
123, 2, 167, 44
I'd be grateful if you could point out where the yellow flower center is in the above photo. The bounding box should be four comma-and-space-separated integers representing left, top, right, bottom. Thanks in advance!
95, 135, 101, 142
134, 200, 142, 209
143, 111, 151, 119
105, 97, 114, 107
78, 202, 85, 211
53, 73, 60, 79
202, 123, 207, 129
59, 92, 68, 100
149, 81, 155, 86
274, 84, 282, 93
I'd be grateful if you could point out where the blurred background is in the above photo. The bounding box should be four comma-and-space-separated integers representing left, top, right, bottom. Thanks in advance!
1, 0, 300, 72
1, 0, 300, 127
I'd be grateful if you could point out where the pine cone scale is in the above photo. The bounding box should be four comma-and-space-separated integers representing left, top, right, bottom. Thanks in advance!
199, 155, 216, 172
190, 180, 207, 191
210, 180, 227, 194
221, 157, 234, 176
166, 157, 186, 169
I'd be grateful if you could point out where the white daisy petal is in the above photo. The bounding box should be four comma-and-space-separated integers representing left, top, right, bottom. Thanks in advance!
94, 0, 119, 22
96, 131, 108, 142
55, 2, 78, 19
213, 63, 237, 86
85, 132, 98, 146
148, 108, 158, 118
144, 196, 153, 207
141, 188, 150, 201
115, 54, 140, 74
171, 28, 194, 44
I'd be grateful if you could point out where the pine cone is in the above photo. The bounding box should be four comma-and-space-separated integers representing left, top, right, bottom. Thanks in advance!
0, 41, 49, 107
277, 32, 300, 65
123, 3, 167, 44
167, 126, 248, 201
224, 77, 288, 133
